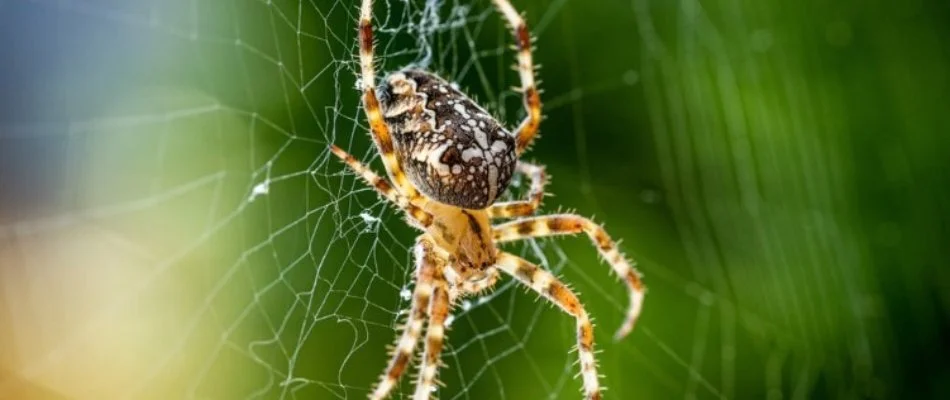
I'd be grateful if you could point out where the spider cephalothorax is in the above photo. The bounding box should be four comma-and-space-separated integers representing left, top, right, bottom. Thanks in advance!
379, 69, 517, 209
329, 1, 647, 399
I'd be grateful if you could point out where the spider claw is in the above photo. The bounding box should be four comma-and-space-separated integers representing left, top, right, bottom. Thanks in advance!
613, 295, 644, 342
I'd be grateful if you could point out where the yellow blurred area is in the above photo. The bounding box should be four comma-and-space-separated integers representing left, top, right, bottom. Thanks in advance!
0, 85, 257, 399
1, 223, 185, 398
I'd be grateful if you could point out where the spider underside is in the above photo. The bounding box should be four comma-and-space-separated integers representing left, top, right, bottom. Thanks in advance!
329, 1, 646, 399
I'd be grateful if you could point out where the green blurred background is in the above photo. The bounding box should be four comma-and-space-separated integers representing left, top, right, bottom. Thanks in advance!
1, 0, 948, 399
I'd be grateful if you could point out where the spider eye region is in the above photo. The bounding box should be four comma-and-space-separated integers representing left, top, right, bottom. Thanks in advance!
380, 69, 517, 209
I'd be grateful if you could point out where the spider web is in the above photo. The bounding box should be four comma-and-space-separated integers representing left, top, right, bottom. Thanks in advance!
0, 0, 896, 399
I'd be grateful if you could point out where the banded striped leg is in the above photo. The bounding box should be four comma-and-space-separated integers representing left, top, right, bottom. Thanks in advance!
413, 272, 452, 400
495, 253, 601, 400
492, 0, 542, 154
487, 161, 547, 218
330, 145, 433, 228
358, 0, 420, 198
370, 237, 443, 400
493, 215, 645, 340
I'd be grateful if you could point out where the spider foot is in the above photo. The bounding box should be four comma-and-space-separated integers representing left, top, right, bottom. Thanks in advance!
613, 266, 646, 342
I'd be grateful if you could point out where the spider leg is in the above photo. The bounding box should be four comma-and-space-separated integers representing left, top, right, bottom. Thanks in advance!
491, 0, 542, 154
493, 214, 646, 340
495, 252, 601, 400
413, 269, 452, 400
370, 237, 443, 400
358, 0, 421, 198
487, 161, 547, 218
330, 145, 433, 227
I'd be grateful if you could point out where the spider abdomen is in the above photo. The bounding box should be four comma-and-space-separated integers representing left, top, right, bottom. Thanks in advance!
379, 69, 516, 209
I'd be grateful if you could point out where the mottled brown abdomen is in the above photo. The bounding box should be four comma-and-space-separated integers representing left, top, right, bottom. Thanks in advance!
378, 69, 516, 209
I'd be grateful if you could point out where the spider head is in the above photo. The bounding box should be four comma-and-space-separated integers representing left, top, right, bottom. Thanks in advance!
379, 69, 517, 209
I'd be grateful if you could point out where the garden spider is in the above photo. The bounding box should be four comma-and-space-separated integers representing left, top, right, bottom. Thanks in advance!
329, 0, 646, 398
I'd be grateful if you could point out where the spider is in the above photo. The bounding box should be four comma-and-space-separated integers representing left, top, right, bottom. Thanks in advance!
329, 0, 645, 399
